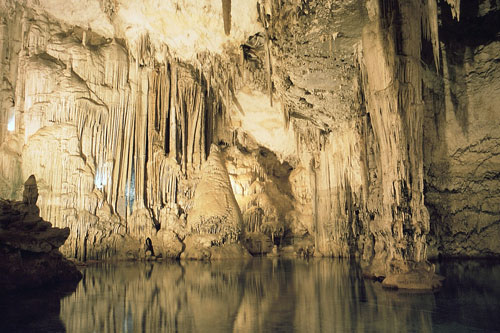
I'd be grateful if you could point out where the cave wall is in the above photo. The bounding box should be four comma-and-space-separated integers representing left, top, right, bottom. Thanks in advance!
424, 0, 500, 258
0, 0, 499, 268
264, 0, 500, 268
0, 1, 242, 260
264, 0, 439, 276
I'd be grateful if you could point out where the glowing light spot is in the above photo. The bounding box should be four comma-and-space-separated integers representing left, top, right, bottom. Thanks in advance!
94, 168, 108, 189
7, 113, 15, 132
126, 168, 135, 213
229, 177, 238, 194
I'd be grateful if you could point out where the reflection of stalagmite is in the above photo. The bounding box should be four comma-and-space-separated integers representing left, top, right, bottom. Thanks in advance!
58, 260, 438, 332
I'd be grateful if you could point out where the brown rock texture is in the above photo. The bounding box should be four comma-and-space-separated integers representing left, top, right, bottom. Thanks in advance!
424, 1, 500, 258
0, 179, 81, 294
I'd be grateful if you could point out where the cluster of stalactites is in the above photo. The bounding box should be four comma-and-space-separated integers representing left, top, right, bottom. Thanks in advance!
423, 0, 441, 70
124, 39, 243, 220
423, 0, 461, 70
445, 0, 461, 21
5, 4, 246, 250
222, 0, 232, 36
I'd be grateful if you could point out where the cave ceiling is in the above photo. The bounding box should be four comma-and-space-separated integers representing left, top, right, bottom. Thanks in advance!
7, 0, 369, 134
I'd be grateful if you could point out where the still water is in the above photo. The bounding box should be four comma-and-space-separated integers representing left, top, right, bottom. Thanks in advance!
1, 259, 500, 332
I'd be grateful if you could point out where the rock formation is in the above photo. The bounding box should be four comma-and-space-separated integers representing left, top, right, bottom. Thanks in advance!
0, 0, 499, 289
0, 176, 82, 294
423, 2, 500, 258
182, 144, 249, 259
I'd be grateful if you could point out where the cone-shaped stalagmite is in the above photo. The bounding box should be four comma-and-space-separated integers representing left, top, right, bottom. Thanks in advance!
187, 144, 242, 243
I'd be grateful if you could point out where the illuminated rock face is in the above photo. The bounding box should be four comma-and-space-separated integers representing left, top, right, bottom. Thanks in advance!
0, 0, 499, 281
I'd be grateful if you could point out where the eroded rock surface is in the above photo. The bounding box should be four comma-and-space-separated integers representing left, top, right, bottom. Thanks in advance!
0, 0, 498, 289
0, 177, 81, 294
424, 2, 500, 258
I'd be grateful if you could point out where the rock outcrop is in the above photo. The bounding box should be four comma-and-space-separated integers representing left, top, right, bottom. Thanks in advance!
0, 176, 82, 294
0, 0, 498, 289
183, 145, 250, 259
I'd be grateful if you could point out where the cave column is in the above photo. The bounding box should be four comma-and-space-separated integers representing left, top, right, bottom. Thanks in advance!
361, 0, 431, 275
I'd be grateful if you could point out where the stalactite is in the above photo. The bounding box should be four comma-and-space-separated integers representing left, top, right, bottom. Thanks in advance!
311, 127, 364, 257
243, 207, 264, 233
355, 0, 434, 277
258, 2, 273, 107
2, 4, 249, 259
222, 0, 231, 36
169, 63, 178, 161
423, 0, 440, 70
445, 0, 460, 21
134, 71, 149, 210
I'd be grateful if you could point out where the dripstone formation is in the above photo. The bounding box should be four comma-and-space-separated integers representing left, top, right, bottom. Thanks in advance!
0, 0, 499, 289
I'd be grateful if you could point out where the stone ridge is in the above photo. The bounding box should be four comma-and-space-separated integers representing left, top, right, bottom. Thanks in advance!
0, 193, 82, 294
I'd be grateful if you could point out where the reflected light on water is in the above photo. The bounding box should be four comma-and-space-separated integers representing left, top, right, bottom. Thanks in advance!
57, 259, 500, 332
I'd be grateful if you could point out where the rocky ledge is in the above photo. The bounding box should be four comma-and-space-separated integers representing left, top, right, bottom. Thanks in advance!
0, 176, 82, 294
363, 260, 445, 291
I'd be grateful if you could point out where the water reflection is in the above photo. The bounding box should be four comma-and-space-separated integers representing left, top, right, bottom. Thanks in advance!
433, 260, 500, 332
57, 259, 498, 332
2, 259, 498, 332
0, 284, 76, 332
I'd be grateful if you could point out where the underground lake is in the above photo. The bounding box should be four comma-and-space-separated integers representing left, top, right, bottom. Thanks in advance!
1, 258, 500, 332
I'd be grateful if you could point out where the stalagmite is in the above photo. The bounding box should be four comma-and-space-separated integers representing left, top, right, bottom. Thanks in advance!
258, 2, 273, 107
186, 145, 242, 244
0, 0, 498, 286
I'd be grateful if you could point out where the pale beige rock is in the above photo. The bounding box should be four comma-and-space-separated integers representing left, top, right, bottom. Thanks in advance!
181, 235, 251, 260
0, 134, 23, 199
150, 229, 184, 259
0, 0, 498, 278
187, 145, 243, 245
223, 144, 294, 250
381, 261, 445, 290
0, 2, 248, 260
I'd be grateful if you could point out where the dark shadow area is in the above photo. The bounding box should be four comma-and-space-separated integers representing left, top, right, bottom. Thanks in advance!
433, 259, 500, 331
424, 1, 500, 259
439, 1, 500, 49
438, 0, 500, 135
0, 283, 78, 333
